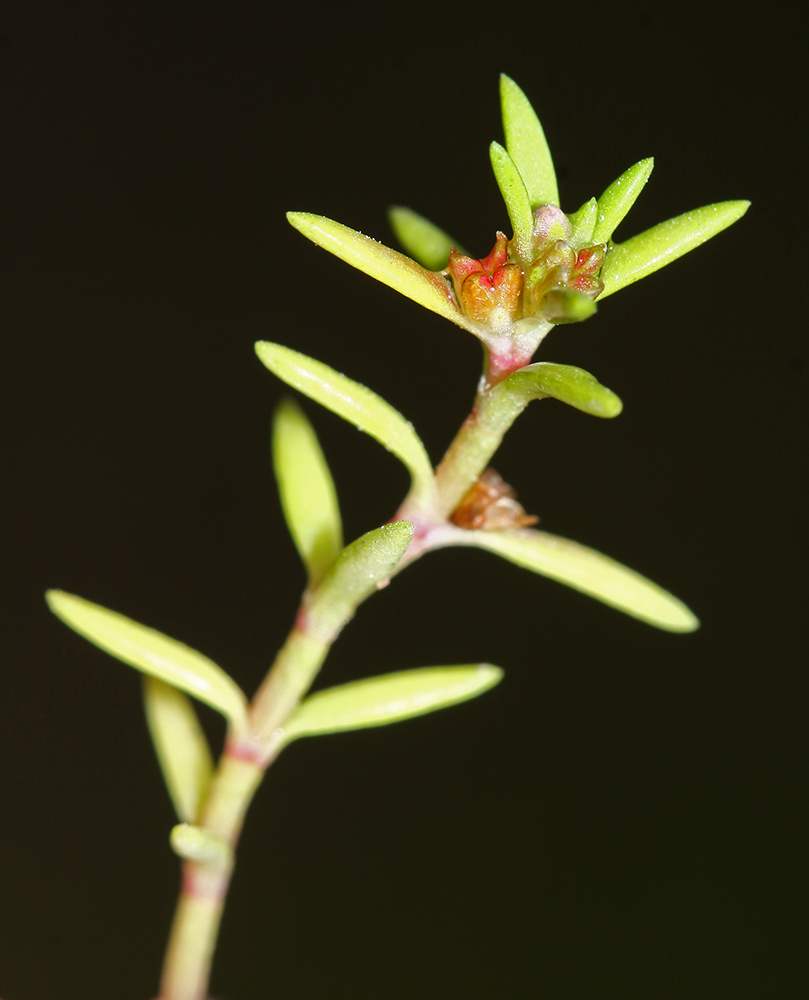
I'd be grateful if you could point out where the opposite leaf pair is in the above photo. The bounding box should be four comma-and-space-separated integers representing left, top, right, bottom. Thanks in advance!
46, 586, 502, 831
257, 341, 697, 633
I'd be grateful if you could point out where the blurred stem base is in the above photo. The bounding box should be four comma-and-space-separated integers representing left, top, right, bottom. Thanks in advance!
158, 738, 266, 997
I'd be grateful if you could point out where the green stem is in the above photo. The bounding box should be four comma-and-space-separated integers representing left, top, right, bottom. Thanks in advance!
158, 363, 534, 998
431, 380, 529, 520
250, 625, 330, 743
158, 755, 262, 1000
157, 624, 329, 1000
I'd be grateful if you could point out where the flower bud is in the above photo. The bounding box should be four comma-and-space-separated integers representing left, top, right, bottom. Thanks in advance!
448, 233, 523, 328
521, 206, 606, 321
532, 205, 572, 247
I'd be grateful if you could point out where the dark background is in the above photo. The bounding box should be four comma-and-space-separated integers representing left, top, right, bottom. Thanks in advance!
1, 4, 805, 999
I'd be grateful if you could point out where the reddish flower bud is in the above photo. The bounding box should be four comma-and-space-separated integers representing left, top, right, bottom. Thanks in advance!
571, 244, 607, 298
574, 244, 606, 276
448, 233, 524, 327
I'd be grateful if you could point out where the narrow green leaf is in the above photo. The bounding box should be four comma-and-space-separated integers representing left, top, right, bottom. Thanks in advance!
500, 74, 559, 208
256, 342, 435, 506
446, 528, 698, 632
489, 142, 534, 264
143, 677, 214, 823
599, 200, 750, 298
306, 521, 414, 641
272, 397, 342, 586
567, 197, 599, 247
591, 159, 654, 245
45, 591, 249, 732
502, 362, 623, 418
285, 664, 503, 740
170, 823, 233, 869
388, 206, 467, 270
287, 212, 476, 333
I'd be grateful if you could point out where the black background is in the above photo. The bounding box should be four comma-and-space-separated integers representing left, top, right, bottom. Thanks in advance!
1, 4, 806, 999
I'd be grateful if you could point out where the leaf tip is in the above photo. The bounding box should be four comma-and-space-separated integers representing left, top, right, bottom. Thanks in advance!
387, 518, 415, 545
600, 393, 623, 419
477, 662, 505, 688
645, 592, 700, 633
254, 339, 274, 362
666, 605, 700, 634
45, 588, 74, 617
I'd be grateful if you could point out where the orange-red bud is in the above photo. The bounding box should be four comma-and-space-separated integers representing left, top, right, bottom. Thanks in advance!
448, 233, 523, 325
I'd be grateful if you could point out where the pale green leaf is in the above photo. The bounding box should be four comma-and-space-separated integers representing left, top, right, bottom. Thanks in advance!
502, 362, 623, 418
285, 664, 503, 739
388, 206, 467, 270
599, 200, 750, 298
591, 159, 654, 245
306, 521, 414, 641
286, 212, 476, 333
256, 342, 435, 506
170, 823, 233, 869
143, 676, 214, 823
500, 74, 559, 208
46, 591, 250, 731
444, 528, 698, 632
489, 141, 534, 264
567, 197, 599, 247
272, 397, 342, 586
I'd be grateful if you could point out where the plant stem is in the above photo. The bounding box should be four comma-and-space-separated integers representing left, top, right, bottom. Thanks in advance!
158, 373, 525, 998
158, 754, 262, 1000
250, 624, 330, 744
411, 379, 529, 524
157, 624, 329, 1000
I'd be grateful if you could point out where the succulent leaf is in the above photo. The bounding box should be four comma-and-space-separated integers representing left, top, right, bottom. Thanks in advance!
45, 591, 250, 731
600, 200, 751, 297
499, 74, 559, 208
272, 397, 343, 586
256, 342, 435, 507
501, 361, 623, 418
305, 521, 414, 641
143, 677, 214, 823
388, 206, 466, 270
443, 527, 699, 632
567, 197, 599, 247
284, 664, 503, 739
592, 159, 655, 245
489, 142, 535, 263
286, 212, 477, 334
540, 288, 599, 325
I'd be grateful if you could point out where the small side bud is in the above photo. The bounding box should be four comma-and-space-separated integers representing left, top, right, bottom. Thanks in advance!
450, 468, 538, 531
170, 824, 233, 869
